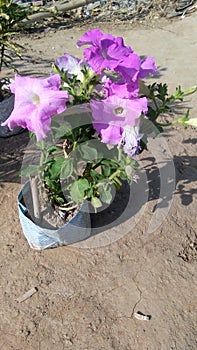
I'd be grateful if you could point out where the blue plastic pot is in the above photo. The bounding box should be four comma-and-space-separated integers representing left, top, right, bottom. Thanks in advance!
18, 181, 91, 250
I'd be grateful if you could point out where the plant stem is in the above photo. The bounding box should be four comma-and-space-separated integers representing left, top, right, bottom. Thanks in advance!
92, 158, 105, 170
30, 139, 46, 220
118, 147, 122, 162
0, 44, 5, 72
84, 161, 93, 180
39, 140, 45, 168
37, 139, 45, 187
156, 122, 173, 127
152, 94, 160, 113
73, 141, 77, 151
29, 175, 40, 220
59, 204, 78, 211
156, 118, 183, 128
109, 169, 121, 181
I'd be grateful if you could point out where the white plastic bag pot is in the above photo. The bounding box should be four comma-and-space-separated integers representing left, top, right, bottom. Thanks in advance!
17, 181, 91, 250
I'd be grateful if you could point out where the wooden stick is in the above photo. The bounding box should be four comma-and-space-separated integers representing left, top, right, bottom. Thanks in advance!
17, 0, 99, 26
29, 175, 41, 220
16, 287, 38, 303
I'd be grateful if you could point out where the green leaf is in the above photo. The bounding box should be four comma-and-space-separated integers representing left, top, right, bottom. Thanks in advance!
98, 186, 112, 204
141, 114, 161, 135
77, 178, 90, 195
70, 178, 90, 203
51, 123, 72, 140
91, 197, 102, 209
48, 156, 64, 180
60, 158, 73, 179
46, 145, 61, 155
44, 177, 54, 189
55, 196, 65, 205
101, 162, 111, 177
70, 181, 83, 203
182, 85, 197, 97
20, 164, 40, 177
78, 143, 98, 161
125, 165, 134, 177
45, 177, 61, 193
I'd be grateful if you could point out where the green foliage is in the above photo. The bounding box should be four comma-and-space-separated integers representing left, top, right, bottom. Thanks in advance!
139, 83, 197, 153
20, 164, 40, 177
60, 158, 74, 179
23, 81, 196, 211
0, 0, 29, 71
23, 119, 139, 210
78, 143, 98, 161
52, 63, 102, 105
51, 121, 72, 140
70, 178, 90, 203
97, 183, 113, 205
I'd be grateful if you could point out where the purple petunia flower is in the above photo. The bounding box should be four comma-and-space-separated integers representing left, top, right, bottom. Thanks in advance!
77, 29, 104, 47
104, 79, 139, 99
77, 29, 133, 74
91, 95, 147, 145
115, 54, 157, 83
77, 29, 157, 83
139, 56, 157, 79
119, 125, 143, 158
115, 54, 141, 83
1, 74, 69, 141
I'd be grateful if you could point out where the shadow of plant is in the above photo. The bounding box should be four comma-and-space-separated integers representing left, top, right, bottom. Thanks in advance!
174, 154, 197, 206
90, 150, 197, 232
143, 153, 197, 205
10, 55, 54, 78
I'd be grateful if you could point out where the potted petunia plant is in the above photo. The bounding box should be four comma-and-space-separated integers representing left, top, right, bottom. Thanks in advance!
2, 29, 197, 249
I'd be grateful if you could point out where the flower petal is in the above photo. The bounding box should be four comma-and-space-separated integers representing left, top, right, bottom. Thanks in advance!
2, 75, 69, 141
120, 125, 143, 157
115, 54, 141, 83
77, 29, 104, 47
139, 56, 157, 79
93, 122, 123, 145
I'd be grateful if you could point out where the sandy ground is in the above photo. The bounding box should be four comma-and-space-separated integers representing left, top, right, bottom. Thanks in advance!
0, 13, 197, 350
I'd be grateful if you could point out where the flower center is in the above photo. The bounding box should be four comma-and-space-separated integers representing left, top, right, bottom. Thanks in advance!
114, 106, 124, 116
31, 93, 40, 105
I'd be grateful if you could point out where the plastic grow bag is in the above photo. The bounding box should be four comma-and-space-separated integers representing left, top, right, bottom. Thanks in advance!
17, 181, 91, 250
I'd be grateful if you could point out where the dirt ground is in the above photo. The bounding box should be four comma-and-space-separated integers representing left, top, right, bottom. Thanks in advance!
0, 12, 197, 350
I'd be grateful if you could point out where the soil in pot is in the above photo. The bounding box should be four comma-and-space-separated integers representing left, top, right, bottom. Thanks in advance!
21, 185, 80, 230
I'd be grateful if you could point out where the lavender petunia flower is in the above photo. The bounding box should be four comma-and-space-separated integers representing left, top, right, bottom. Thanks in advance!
55, 53, 91, 82
119, 125, 143, 157
77, 29, 133, 74
2, 74, 69, 141
139, 56, 157, 79
55, 53, 80, 77
91, 95, 147, 145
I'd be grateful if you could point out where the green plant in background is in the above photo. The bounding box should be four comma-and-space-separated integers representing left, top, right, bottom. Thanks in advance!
0, 0, 29, 71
